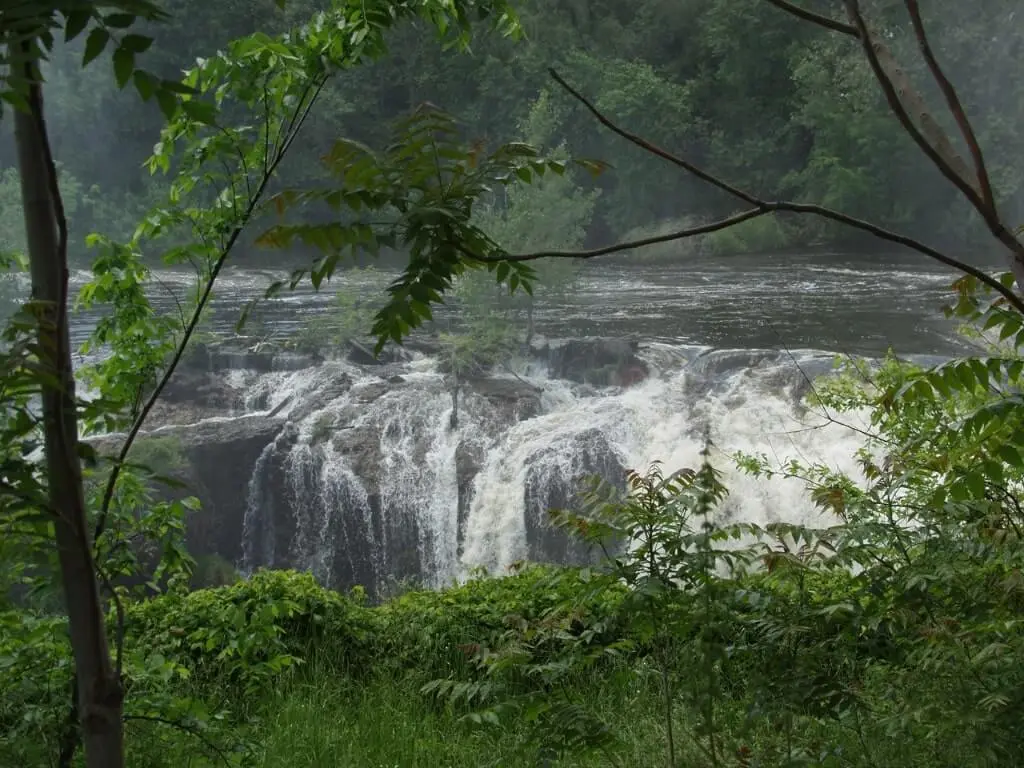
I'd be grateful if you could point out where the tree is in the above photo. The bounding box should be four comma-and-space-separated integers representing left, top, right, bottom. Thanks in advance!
3, 5, 173, 765
1, 1, 525, 765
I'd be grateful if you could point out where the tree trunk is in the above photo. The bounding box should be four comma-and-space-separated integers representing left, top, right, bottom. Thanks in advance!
13, 53, 124, 768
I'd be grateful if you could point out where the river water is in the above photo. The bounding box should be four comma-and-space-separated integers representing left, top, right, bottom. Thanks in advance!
0, 248, 983, 592
11, 248, 974, 358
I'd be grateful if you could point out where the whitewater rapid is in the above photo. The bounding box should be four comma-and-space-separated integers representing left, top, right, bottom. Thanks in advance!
236, 344, 869, 592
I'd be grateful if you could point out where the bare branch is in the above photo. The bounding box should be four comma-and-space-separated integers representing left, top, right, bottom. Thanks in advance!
761, 0, 857, 36
94, 75, 329, 542
767, 0, 1024, 283
902, 0, 995, 212
548, 68, 763, 209
469, 208, 766, 262
841, 1, 982, 205
540, 69, 1024, 316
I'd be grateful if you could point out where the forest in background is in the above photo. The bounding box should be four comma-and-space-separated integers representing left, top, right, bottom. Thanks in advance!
6, 0, 1024, 765
1, 0, 1022, 268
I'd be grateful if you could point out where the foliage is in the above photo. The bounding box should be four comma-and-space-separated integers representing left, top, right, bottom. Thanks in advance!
730, 275, 1024, 765
704, 213, 796, 256
5, 1, 1024, 765
256, 102, 576, 354
288, 266, 388, 354
14, 0, 1020, 253
3, 0, 533, 764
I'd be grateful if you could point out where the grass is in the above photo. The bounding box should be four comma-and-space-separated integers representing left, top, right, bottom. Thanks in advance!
127, 656, 829, 768
128, 658, 726, 767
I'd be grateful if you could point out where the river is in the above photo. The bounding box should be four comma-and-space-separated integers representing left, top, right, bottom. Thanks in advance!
15, 248, 974, 358
0, 248, 983, 593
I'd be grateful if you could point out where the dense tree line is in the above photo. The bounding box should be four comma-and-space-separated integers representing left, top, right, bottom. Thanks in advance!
2, 0, 1021, 267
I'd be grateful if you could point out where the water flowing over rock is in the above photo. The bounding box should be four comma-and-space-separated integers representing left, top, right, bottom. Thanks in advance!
93, 415, 284, 563
145, 338, 873, 597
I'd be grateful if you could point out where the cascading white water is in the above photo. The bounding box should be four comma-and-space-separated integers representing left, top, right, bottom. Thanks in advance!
238, 344, 869, 594
460, 349, 866, 575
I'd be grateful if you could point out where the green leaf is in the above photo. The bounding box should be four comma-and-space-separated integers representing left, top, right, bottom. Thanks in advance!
155, 89, 178, 120
997, 444, 1022, 468
159, 79, 199, 96
133, 70, 158, 101
64, 9, 92, 42
103, 13, 136, 28
181, 100, 217, 126
83, 27, 110, 66
112, 47, 135, 88
121, 34, 153, 54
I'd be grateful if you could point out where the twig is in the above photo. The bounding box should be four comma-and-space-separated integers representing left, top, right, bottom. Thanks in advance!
464, 208, 764, 261
761, 0, 857, 36
841, 1, 984, 211
902, 0, 995, 212
123, 714, 233, 767
94, 75, 329, 540
768, 0, 1024, 287
148, 271, 188, 333
548, 69, 761, 209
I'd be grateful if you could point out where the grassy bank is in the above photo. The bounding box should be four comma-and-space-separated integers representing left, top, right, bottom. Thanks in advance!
8, 553, 1018, 768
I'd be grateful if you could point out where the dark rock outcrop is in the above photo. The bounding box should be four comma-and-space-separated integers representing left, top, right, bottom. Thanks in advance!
92, 415, 285, 563
522, 428, 626, 564
537, 338, 649, 387
465, 375, 543, 423
455, 440, 486, 555
344, 338, 410, 366
184, 341, 322, 374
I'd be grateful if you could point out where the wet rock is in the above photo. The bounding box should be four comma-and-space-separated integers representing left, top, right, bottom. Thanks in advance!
344, 338, 409, 366
182, 340, 322, 374
331, 424, 384, 481
465, 375, 542, 423
522, 428, 626, 565
539, 338, 649, 387
455, 440, 487, 555
352, 380, 392, 404
93, 415, 284, 565
286, 371, 354, 422
152, 369, 246, 427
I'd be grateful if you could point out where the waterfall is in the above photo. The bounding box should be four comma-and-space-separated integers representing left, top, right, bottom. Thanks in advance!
237, 343, 869, 596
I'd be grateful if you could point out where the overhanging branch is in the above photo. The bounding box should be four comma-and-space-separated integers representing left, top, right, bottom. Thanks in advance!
761, 0, 857, 36
487, 69, 1024, 317
841, 0, 984, 212
94, 75, 329, 541
547, 69, 762, 209
469, 208, 766, 262
765, 0, 1024, 288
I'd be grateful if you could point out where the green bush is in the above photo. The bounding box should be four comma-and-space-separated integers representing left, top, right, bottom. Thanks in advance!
704, 213, 796, 255
612, 215, 711, 264
124, 570, 376, 692
0, 611, 73, 767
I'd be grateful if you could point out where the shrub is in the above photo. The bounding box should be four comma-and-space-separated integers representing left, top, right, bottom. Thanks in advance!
704, 213, 795, 255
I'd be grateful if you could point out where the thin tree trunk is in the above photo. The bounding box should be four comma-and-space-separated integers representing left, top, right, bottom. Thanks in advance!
13, 50, 124, 768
